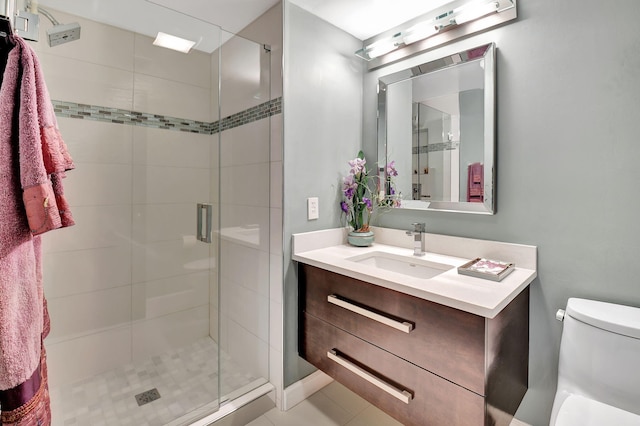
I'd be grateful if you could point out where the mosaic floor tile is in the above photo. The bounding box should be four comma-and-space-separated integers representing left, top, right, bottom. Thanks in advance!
50, 337, 260, 426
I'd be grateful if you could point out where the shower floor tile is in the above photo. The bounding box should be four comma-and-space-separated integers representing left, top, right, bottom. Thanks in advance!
49, 337, 260, 426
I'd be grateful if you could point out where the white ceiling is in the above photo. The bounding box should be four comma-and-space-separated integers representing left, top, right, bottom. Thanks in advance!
36, 0, 453, 47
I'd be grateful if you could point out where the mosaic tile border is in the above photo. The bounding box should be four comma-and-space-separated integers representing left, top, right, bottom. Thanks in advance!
52, 97, 282, 135
412, 141, 460, 154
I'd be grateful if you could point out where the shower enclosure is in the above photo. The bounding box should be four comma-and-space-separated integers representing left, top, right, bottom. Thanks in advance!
7, 1, 275, 424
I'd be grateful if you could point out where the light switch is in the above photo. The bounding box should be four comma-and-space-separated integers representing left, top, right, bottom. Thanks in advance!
307, 197, 319, 220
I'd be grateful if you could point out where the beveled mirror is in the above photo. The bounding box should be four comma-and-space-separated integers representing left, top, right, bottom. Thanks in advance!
378, 43, 495, 214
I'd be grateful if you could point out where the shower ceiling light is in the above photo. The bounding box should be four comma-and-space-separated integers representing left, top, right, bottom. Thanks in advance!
153, 32, 196, 53
356, 0, 515, 63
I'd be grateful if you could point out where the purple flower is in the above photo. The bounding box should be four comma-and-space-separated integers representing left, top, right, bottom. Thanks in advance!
348, 157, 366, 175
363, 197, 373, 211
342, 174, 357, 199
340, 201, 349, 213
386, 161, 398, 177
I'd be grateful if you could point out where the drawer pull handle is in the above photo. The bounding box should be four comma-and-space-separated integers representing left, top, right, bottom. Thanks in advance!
327, 349, 413, 404
327, 294, 414, 333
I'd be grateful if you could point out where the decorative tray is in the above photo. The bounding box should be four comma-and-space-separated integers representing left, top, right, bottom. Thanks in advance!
457, 258, 514, 282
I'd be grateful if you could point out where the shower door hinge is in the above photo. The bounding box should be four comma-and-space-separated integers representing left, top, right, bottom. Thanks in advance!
263, 44, 271, 53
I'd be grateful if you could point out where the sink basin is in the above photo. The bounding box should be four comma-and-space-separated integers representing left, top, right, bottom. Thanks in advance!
347, 251, 452, 279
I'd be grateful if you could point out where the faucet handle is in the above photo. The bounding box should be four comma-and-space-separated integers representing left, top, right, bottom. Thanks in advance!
411, 222, 425, 233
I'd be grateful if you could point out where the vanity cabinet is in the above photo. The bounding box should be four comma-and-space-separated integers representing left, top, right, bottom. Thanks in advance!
299, 264, 529, 426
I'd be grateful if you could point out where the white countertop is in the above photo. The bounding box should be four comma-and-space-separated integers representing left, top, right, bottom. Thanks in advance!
292, 228, 537, 319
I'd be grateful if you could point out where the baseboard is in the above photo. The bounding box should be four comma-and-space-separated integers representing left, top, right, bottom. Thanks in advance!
282, 370, 333, 411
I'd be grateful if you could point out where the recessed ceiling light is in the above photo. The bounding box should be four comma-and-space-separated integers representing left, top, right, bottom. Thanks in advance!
153, 32, 196, 53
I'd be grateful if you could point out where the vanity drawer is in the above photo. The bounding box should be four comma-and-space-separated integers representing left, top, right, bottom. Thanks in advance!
301, 313, 485, 426
300, 264, 486, 395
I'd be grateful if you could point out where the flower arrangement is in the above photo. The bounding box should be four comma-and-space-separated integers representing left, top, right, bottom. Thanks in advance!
340, 151, 372, 232
340, 151, 400, 232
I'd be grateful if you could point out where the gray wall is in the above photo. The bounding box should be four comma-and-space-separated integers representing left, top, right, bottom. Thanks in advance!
282, 2, 364, 386
363, 0, 640, 424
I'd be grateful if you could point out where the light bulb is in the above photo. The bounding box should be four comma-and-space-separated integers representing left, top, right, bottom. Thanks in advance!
453, 1, 499, 25
402, 22, 439, 45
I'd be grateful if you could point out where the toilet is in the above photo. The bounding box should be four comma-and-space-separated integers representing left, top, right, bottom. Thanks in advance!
550, 298, 640, 425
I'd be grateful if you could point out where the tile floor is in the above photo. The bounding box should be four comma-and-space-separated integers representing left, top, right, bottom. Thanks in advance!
246, 381, 403, 426
49, 337, 261, 426
243, 381, 530, 426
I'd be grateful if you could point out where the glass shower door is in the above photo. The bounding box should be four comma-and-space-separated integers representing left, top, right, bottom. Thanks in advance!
216, 31, 272, 403
126, 5, 224, 424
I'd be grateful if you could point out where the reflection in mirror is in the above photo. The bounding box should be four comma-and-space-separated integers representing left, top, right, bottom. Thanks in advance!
378, 43, 495, 214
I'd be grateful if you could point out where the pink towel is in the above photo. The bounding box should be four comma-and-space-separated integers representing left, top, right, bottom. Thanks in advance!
15, 35, 75, 234
0, 34, 73, 394
467, 162, 484, 203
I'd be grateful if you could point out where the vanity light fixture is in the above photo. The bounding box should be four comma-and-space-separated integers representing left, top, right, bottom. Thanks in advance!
451, 0, 499, 25
153, 32, 196, 53
356, 0, 515, 62
402, 21, 440, 45
366, 36, 402, 59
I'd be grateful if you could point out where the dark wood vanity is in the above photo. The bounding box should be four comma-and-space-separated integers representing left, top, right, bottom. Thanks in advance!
299, 264, 529, 426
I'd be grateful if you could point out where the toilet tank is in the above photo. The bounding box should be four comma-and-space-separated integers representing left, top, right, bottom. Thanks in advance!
555, 298, 640, 416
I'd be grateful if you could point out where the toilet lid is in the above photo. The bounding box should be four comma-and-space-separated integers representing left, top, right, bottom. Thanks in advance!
556, 395, 640, 426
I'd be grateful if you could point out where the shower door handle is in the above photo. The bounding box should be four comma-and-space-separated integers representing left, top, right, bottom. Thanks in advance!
197, 203, 213, 243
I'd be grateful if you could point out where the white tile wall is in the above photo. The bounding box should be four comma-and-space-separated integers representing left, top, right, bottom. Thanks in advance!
132, 203, 197, 243
220, 204, 271, 252
132, 127, 212, 168
37, 53, 134, 110
63, 163, 133, 206
47, 286, 132, 341
271, 161, 283, 208
220, 241, 270, 298
220, 163, 270, 207
132, 272, 209, 320
41, 204, 132, 252
220, 36, 269, 118
220, 278, 269, 341
223, 318, 270, 380
131, 239, 210, 284
46, 325, 132, 387
133, 73, 211, 122
237, 3, 283, 101
57, 118, 133, 165
43, 245, 132, 298
270, 111, 283, 162
131, 306, 210, 362
220, 119, 270, 167
132, 164, 211, 204
270, 207, 283, 256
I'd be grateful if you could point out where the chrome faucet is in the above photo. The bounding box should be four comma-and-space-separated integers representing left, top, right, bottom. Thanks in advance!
406, 222, 426, 256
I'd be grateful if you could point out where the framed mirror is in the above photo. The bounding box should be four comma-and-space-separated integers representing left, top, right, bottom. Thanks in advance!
378, 43, 496, 214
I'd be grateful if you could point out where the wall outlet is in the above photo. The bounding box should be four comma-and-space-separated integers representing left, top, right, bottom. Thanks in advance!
307, 197, 319, 220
